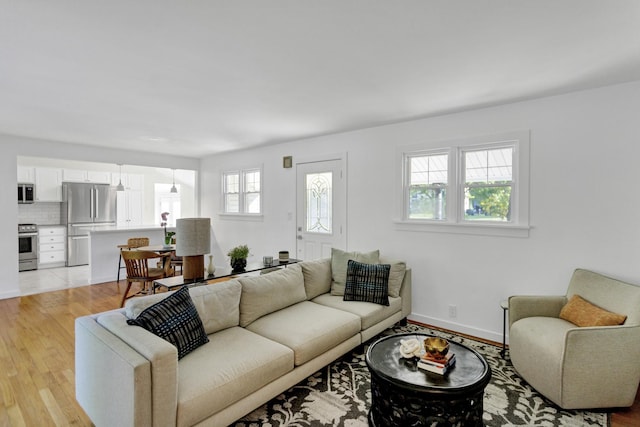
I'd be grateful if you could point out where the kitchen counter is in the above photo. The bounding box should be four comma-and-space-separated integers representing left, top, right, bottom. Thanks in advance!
88, 224, 176, 234
87, 225, 176, 285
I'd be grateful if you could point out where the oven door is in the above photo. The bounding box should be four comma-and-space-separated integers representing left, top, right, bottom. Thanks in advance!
18, 233, 37, 260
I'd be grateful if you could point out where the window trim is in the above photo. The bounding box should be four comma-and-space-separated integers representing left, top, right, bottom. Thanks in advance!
395, 130, 530, 238
221, 166, 263, 218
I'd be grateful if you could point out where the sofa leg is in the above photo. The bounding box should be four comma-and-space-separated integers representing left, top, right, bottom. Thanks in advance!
399, 317, 408, 326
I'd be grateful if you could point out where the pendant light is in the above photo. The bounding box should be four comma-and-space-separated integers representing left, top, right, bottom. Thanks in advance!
116, 164, 125, 192
170, 168, 178, 193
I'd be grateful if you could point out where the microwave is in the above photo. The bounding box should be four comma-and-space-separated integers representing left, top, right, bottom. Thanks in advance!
18, 183, 35, 204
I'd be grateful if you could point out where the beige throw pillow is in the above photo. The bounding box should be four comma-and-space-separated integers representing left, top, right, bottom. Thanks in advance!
330, 248, 380, 296
386, 261, 407, 298
559, 294, 627, 327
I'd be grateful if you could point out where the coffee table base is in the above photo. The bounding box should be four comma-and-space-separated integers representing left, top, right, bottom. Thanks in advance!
368, 373, 484, 427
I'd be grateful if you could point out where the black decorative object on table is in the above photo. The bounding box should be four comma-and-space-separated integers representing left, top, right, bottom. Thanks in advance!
366, 332, 491, 427
227, 244, 250, 273
231, 258, 247, 273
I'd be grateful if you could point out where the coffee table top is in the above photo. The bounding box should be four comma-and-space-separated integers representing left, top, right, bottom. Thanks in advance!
366, 332, 491, 395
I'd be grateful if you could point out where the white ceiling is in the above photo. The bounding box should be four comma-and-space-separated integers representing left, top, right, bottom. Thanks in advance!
2, 1, 640, 158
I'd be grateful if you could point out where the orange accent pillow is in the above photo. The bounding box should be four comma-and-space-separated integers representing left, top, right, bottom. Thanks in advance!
559, 295, 627, 327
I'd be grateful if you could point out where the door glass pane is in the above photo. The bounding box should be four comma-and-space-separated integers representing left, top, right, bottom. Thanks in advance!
306, 172, 332, 234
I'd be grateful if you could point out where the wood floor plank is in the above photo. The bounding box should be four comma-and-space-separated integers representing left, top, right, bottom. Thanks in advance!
0, 280, 637, 426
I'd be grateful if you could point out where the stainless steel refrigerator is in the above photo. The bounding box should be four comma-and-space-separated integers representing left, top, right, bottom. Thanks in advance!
61, 182, 116, 266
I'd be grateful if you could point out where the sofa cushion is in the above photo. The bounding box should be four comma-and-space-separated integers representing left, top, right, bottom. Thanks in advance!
343, 260, 390, 306
330, 248, 380, 296
126, 286, 209, 359
125, 279, 242, 335
176, 327, 293, 427
560, 294, 627, 327
385, 260, 407, 298
246, 301, 361, 366
312, 293, 402, 330
300, 258, 332, 299
238, 264, 306, 327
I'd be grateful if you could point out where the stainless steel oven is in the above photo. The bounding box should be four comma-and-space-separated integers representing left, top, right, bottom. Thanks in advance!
18, 224, 38, 271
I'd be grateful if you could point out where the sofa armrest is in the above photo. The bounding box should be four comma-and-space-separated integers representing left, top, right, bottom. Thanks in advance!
96, 313, 179, 427
508, 295, 567, 328
399, 268, 412, 318
76, 315, 153, 427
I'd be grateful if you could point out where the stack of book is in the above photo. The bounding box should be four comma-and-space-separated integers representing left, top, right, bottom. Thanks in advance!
417, 352, 456, 375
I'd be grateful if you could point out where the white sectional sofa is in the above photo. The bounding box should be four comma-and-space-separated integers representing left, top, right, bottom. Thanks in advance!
75, 256, 411, 426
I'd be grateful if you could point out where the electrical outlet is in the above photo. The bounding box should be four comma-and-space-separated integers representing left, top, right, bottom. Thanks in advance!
448, 305, 457, 318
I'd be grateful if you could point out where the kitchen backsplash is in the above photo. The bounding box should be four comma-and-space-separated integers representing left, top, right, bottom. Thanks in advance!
18, 202, 61, 225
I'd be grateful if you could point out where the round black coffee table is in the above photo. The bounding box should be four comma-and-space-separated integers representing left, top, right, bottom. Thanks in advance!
365, 332, 491, 426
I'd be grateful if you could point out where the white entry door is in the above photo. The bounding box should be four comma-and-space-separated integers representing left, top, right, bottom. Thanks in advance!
296, 158, 346, 260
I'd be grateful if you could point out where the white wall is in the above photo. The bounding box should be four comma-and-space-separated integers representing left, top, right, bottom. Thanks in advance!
1, 134, 199, 300
201, 81, 640, 342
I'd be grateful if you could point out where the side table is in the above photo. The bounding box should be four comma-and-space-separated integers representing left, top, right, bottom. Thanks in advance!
500, 300, 508, 358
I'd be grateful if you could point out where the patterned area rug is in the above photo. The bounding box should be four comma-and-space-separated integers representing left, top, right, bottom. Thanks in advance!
233, 323, 609, 426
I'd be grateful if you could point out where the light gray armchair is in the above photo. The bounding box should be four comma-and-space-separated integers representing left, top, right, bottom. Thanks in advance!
508, 268, 640, 409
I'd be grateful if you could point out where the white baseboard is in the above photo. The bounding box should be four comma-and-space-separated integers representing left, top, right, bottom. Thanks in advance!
408, 313, 506, 345
0, 289, 21, 300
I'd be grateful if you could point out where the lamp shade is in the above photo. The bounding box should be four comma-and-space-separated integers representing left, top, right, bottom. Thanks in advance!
176, 218, 211, 256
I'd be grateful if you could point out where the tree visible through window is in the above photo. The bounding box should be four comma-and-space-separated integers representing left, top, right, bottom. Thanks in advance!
463, 147, 513, 222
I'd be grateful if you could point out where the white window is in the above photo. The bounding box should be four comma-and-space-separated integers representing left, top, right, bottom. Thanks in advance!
406, 151, 449, 220
222, 168, 262, 215
154, 183, 181, 226
463, 145, 514, 222
396, 131, 530, 237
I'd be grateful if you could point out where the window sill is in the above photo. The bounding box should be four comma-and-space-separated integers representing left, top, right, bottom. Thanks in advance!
394, 220, 530, 238
218, 213, 264, 222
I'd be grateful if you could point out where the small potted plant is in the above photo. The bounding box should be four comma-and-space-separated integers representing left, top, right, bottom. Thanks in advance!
227, 244, 250, 272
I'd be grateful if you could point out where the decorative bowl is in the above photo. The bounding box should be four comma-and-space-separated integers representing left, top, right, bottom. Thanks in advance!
423, 337, 449, 358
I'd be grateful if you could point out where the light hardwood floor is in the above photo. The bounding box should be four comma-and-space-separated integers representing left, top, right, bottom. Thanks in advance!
0, 281, 638, 426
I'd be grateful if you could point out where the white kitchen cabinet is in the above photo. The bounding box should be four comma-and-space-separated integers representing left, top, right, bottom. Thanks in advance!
87, 171, 112, 184
116, 190, 143, 226
111, 173, 144, 191
35, 168, 63, 202
62, 168, 87, 182
17, 166, 35, 183
38, 226, 66, 268
63, 169, 111, 184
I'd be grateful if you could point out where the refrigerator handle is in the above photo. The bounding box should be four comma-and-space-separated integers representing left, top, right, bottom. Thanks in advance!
90, 187, 95, 219
94, 187, 99, 219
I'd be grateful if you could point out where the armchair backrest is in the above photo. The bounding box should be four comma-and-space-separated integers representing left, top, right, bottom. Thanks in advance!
567, 269, 640, 326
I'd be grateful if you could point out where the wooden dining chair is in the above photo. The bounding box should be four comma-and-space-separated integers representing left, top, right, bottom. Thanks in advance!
116, 237, 150, 290
120, 250, 173, 307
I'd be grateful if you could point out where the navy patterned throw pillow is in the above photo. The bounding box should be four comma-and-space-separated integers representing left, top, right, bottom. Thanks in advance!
343, 260, 390, 306
127, 286, 209, 359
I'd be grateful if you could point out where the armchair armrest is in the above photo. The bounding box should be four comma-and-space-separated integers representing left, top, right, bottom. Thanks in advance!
509, 295, 567, 328
562, 324, 640, 407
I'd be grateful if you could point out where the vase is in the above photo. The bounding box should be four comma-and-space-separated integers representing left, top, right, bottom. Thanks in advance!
207, 255, 216, 276
231, 258, 247, 273
164, 236, 172, 245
